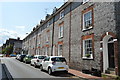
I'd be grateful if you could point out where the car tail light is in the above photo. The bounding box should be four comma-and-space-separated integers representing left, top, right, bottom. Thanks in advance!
37, 60, 39, 62
52, 61, 56, 65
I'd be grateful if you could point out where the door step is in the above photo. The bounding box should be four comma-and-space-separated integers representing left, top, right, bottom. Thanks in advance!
105, 68, 115, 75
102, 73, 117, 79
108, 68, 115, 71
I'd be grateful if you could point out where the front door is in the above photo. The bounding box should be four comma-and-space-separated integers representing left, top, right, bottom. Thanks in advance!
108, 43, 115, 68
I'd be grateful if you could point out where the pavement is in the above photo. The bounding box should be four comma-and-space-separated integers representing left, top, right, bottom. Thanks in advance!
0, 59, 2, 80
68, 69, 102, 79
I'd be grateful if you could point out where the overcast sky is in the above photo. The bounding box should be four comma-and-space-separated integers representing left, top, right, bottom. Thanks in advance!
0, 1, 64, 46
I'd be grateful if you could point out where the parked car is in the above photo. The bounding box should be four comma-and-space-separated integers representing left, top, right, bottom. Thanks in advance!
10, 54, 16, 57
40, 56, 69, 75
23, 55, 34, 63
19, 54, 26, 62
0, 54, 3, 57
31, 55, 47, 67
16, 54, 21, 60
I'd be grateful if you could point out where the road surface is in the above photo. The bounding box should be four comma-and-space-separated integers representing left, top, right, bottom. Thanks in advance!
0, 57, 80, 80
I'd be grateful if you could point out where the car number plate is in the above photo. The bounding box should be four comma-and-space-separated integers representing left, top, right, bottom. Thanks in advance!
58, 67, 64, 69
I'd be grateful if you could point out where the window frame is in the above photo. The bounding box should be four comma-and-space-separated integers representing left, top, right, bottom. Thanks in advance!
82, 34, 94, 60
46, 34, 49, 42
45, 47, 49, 55
59, 24, 64, 38
83, 0, 90, 4
82, 6, 94, 31
58, 44, 63, 56
47, 21, 50, 27
60, 10, 64, 19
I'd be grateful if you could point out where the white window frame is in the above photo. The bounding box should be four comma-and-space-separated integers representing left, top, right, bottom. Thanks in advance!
82, 38, 93, 59
46, 34, 49, 42
83, 0, 90, 4
83, 10, 92, 31
45, 47, 49, 55
59, 25, 63, 38
58, 44, 63, 56
60, 10, 64, 19
47, 21, 50, 27
38, 34, 41, 45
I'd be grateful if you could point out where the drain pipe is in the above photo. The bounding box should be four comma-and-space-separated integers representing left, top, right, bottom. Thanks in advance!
69, 2, 72, 63
51, 16, 55, 56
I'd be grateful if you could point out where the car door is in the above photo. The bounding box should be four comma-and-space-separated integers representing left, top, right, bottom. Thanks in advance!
31, 56, 37, 65
42, 57, 50, 70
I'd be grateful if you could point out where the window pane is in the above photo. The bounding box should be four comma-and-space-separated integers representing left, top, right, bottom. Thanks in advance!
84, 11, 92, 29
84, 39, 93, 55
59, 26, 63, 38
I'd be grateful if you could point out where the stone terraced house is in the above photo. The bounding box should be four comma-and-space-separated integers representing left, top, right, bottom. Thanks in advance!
22, 0, 120, 76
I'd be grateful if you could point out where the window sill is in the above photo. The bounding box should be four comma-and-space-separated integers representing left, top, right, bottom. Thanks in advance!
82, 26, 93, 32
82, 2, 87, 4
46, 41, 49, 43
59, 37, 63, 39
82, 57, 93, 60
82, 0, 90, 4
47, 26, 49, 28
59, 17, 64, 20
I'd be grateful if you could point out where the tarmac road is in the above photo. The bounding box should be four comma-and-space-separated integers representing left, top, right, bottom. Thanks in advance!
0, 57, 80, 80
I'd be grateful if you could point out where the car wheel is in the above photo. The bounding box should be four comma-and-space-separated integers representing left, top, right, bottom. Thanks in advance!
40, 65, 43, 71
34, 63, 37, 68
30, 63, 32, 66
48, 67, 52, 75
64, 71, 68, 73
25, 61, 27, 64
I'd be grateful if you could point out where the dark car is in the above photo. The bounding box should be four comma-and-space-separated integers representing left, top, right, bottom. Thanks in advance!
19, 54, 26, 62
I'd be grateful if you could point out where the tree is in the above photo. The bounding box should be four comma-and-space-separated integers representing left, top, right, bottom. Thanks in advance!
2, 45, 13, 55
2, 49, 6, 54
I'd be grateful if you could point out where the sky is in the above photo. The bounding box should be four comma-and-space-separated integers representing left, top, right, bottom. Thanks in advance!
0, 1, 64, 46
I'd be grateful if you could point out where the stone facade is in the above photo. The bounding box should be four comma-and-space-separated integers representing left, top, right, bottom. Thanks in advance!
22, 1, 120, 75
13, 40, 22, 54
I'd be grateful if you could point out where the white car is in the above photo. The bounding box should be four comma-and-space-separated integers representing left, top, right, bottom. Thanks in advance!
40, 56, 69, 75
16, 54, 21, 60
31, 55, 47, 67
0, 54, 3, 57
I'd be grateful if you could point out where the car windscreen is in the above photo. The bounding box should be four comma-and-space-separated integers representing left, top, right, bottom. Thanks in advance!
38, 56, 46, 59
21, 55, 26, 58
51, 57, 66, 62
28, 56, 33, 58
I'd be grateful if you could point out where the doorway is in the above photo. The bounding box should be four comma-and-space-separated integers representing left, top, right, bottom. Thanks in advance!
108, 43, 115, 69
